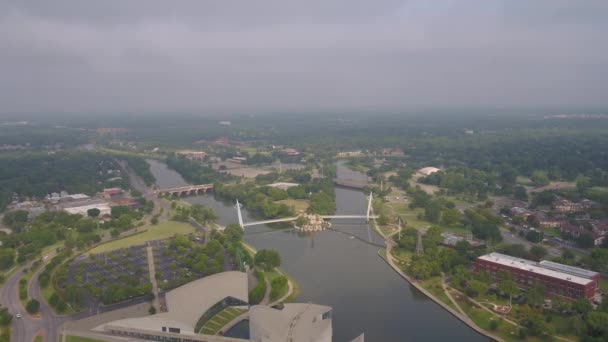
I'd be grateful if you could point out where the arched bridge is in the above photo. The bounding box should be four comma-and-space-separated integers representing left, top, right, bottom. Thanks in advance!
154, 184, 213, 197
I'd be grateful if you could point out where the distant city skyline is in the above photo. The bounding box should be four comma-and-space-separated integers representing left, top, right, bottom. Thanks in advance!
1, 1, 607, 114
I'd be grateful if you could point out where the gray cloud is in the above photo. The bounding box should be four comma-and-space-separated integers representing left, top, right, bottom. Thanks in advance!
1, 0, 607, 114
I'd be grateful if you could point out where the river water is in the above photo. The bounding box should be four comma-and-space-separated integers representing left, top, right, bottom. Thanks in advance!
147, 159, 487, 342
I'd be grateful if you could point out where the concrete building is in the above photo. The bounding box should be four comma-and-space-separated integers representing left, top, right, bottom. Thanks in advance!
63, 202, 112, 217
94, 271, 345, 342
475, 253, 598, 301
97, 272, 248, 339
250, 303, 332, 342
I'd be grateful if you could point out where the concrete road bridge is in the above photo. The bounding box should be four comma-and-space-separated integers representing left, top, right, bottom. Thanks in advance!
334, 178, 369, 189
154, 184, 213, 197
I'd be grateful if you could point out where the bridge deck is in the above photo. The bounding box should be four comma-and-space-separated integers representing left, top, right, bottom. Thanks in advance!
155, 184, 214, 193
241, 215, 378, 227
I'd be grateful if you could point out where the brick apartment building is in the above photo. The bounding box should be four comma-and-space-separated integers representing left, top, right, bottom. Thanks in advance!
475, 253, 599, 301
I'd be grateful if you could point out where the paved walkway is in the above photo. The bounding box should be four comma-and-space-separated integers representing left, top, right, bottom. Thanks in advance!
146, 246, 160, 311
440, 272, 467, 317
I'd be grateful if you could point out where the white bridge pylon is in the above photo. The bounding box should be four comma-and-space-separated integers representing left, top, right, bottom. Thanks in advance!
366, 191, 373, 222
236, 199, 244, 229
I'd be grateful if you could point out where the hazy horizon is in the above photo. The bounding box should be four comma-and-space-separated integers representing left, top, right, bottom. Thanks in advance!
1, 1, 607, 115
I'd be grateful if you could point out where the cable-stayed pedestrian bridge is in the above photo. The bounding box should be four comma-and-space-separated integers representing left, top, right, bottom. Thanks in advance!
235, 192, 376, 229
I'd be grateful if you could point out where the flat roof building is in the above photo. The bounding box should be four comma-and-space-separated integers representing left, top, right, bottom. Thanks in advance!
475, 253, 598, 301
95, 271, 347, 342
250, 303, 332, 342
63, 202, 112, 217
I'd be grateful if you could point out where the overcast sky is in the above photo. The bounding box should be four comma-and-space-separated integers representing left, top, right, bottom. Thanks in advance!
1, 1, 607, 115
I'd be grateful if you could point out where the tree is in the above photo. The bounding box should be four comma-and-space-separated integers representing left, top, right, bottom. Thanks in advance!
529, 245, 547, 261
441, 208, 461, 226
513, 186, 528, 201
575, 175, 591, 194
531, 170, 550, 187
576, 233, 595, 249
586, 312, 608, 338
87, 208, 100, 218
254, 249, 281, 271
0, 248, 16, 270
572, 298, 592, 316
525, 230, 543, 244
498, 278, 517, 306
224, 224, 244, 243
2, 210, 28, 232
424, 201, 442, 223
526, 283, 546, 307
25, 299, 40, 314
466, 279, 488, 298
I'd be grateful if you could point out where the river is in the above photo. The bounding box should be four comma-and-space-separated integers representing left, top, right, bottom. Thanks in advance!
147, 159, 487, 342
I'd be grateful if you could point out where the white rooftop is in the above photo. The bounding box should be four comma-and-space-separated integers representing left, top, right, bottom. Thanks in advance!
479, 253, 593, 286
97, 271, 248, 335
417, 167, 441, 176
250, 303, 332, 342
266, 182, 300, 189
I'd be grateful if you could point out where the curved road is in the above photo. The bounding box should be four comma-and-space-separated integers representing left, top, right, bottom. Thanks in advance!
0, 160, 172, 342
1, 269, 41, 342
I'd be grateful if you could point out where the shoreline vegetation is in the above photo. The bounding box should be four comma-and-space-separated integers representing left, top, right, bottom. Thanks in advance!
378, 247, 505, 342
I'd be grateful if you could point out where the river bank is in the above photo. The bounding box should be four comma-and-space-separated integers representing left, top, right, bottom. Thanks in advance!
380, 240, 503, 342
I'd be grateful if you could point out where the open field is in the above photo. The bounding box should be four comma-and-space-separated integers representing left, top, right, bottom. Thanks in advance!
384, 202, 428, 229
200, 307, 247, 335
276, 199, 309, 213
88, 221, 195, 254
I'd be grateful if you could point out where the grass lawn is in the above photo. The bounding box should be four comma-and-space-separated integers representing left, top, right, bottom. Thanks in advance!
452, 293, 522, 342
200, 307, 247, 335
440, 225, 470, 235
420, 277, 458, 312
88, 221, 195, 254
442, 195, 479, 207
276, 199, 309, 213
390, 247, 414, 263
543, 227, 561, 238
33, 336, 42, 342
385, 202, 428, 229
516, 176, 533, 186
266, 270, 289, 302
65, 336, 103, 342
377, 224, 398, 237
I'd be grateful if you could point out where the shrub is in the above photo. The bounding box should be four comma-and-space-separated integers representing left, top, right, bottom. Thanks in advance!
25, 299, 40, 314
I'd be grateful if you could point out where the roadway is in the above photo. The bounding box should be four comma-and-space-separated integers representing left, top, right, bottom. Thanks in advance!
1, 269, 38, 342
